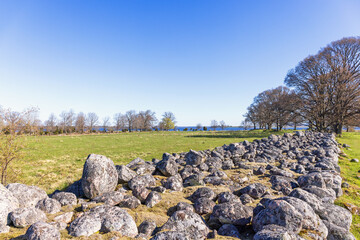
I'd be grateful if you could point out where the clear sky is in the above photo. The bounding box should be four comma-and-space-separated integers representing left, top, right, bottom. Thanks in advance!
1, 0, 360, 126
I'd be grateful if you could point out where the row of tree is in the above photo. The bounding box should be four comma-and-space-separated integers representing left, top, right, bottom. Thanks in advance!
245, 37, 360, 134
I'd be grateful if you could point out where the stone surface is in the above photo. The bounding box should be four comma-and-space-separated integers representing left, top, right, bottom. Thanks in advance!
156, 159, 178, 176
145, 191, 162, 208
68, 205, 138, 237
138, 219, 156, 238
52, 192, 77, 206
81, 154, 118, 199
116, 165, 137, 183
35, 198, 62, 214
128, 174, 156, 190
190, 187, 216, 202
117, 195, 141, 209
9, 207, 47, 228
193, 197, 216, 215
238, 183, 268, 199
163, 174, 183, 191
25, 221, 60, 240
0, 184, 19, 227
6, 183, 47, 208
217, 224, 240, 238
92, 191, 124, 206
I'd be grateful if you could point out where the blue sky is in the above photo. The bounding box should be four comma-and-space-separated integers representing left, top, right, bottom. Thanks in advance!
1, 0, 360, 126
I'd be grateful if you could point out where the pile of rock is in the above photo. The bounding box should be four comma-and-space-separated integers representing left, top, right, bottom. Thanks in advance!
0, 131, 355, 240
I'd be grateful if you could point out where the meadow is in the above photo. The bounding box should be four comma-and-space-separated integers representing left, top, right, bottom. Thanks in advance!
7, 130, 360, 238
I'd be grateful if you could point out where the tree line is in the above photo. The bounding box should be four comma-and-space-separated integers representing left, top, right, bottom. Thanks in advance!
245, 37, 360, 134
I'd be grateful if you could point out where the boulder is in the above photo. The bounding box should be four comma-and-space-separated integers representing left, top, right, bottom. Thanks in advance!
9, 207, 47, 228
317, 203, 352, 231
52, 192, 77, 206
116, 165, 137, 183
118, 195, 141, 209
218, 224, 240, 238
160, 210, 209, 239
185, 150, 204, 166
128, 174, 156, 190
132, 187, 150, 203
217, 192, 240, 204
303, 186, 336, 203
145, 191, 162, 208
6, 183, 47, 208
35, 198, 61, 214
137, 219, 156, 238
68, 205, 138, 237
92, 191, 124, 206
126, 157, 146, 169
252, 199, 303, 234
253, 224, 300, 240
253, 166, 266, 175
81, 154, 118, 199
163, 174, 183, 192
193, 197, 216, 215
151, 231, 191, 240
176, 202, 194, 212
190, 187, 215, 202
25, 221, 60, 240
288, 188, 324, 214
53, 212, 74, 224
238, 183, 268, 199
156, 159, 178, 176
0, 184, 19, 227
208, 202, 253, 229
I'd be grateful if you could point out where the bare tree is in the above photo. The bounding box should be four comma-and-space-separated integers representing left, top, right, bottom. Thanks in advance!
219, 120, 226, 130
138, 110, 157, 131
163, 112, 176, 123
210, 120, 218, 131
0, 107, 38, 184
75, 112, 86, 133
113, 113, 126, 131
196, 123, 202, 130
44, 113, 57, 134
125, 110, 137, 132
102, 116, 110, 132
87, 112, 99, 132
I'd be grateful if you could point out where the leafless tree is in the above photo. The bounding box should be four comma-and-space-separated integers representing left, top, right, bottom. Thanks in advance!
196, 123, 202, 130
125, 110, 137, 132
87, 112, 99, 132
219, 120, 226, 130
102, 116, 110, 132
138, 110, 157, 131
210, 120, 218, 131
163, 112, 176, 123
45, 113, 57, 134
113, 113, 126, 131
75, 112, 86, 133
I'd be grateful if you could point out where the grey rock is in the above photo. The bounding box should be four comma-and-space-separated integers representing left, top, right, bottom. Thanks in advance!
253, 224, 300, 240
132, 163, 156, 175
218, 224, 240, 238
126, 157, 146, 169
253, 166, 266, 175
221, 159, 234, 170
217, 192, 240, 204
35, 198, 61, 214
161, 210, 209, 239
303, 186, 336, 203
138, 219, 156, 238
145, 191, 162, 208
163, 174, 183, 191
117, 195, 141, 209
205, 157, 222, 169
317, 203, 352, 231
208, 202, 253, 228
6, 183, 47, 208
92, 191, 124, 206
0, 184, 19, 226
156, 159, 178, 176
128, 174, 156, 190
183, 173, 204, 187
25, 221, 60, 240
240, 193, 253, 205
81, 154, 118, 199
185, 150, 205, 166
132, 187, 150, 203
10, 207, 47, 228
190, 187, 215, 202
68, 205, 138, 237
350, 158, 359, 163
323, 220, 356, 240
252, 199, 303, 234
238, 183, 268, 199
116, 165, 137, 183
52, 192, 77, 206
65, 180, 85, 198
151, 231, 191, 240
193, 197, 215, 215
53, 212, 74, 224
176, 202, 194, 212
288, 188, 324, 214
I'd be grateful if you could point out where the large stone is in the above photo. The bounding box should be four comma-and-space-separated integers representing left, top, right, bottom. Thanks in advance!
68, 205, 137, 237
52, 192, 77, 206
9, 207, 47, 228
81, 154, 118, 199
163, 174, 183, 192
288, 188, 324, 214
92, 191, 124, 206
145, 191, 162, 208
317, 203, 352, 231
252, 199, 303, 234
117, 195, 141, 209
6, 183, 47, 208
253, 224, 300, 240
115, 165, 137, 183
161, 210, 209, 239
156, 159, 178, 176
185, 150, 205, 166
25, 221, 60, 240
238, 183, 268, 199
190, 187, 216, 202
0, 184, 19, 227
138, 219, 156, 238
151, 231, 191, 240
193, 197, 216, 215
35, 198, 62, 214
128, 174, 156, 190
218, 224, 241, 238
208, 202, 253, 229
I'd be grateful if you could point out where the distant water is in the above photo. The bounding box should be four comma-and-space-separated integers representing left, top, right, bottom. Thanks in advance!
172, 126, 308, 131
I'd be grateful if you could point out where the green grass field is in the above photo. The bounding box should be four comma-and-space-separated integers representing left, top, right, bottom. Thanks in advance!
336, 132, 360, 239
6, 130, 360, 239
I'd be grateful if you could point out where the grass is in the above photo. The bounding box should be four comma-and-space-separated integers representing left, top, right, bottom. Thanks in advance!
13, 130, 286, 194
336, 132, 360, 239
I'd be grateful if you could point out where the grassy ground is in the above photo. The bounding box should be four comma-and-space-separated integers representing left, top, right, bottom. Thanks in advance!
336, 132, 360, 239
14, 130, 283, 193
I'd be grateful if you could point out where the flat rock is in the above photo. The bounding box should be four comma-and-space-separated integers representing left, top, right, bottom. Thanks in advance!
6, 183, 47, 208
25, 221, 60, 240
10, 207, 47, 228
52, 192, 77, 206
